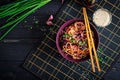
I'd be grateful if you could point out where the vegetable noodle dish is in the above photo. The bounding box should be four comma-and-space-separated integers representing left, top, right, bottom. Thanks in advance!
59, 21, 94, 60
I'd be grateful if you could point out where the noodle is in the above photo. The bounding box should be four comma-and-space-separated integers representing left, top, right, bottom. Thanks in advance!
60, 21, 94, 60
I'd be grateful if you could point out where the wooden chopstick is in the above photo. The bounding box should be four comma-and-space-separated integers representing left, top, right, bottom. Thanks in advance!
83, 7, 101, 72
83, 7, 95, 72
84, 8, 101, 72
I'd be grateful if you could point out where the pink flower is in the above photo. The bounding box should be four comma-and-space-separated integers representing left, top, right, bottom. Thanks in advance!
46, 21, 53, 26
48, 15, 53, 21
46, 15, 54, 26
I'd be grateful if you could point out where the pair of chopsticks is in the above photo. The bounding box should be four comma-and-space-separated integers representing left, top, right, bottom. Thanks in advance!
83, 7, 101, 72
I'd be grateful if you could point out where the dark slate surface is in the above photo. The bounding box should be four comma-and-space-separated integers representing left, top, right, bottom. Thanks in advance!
0, 0, 120, 80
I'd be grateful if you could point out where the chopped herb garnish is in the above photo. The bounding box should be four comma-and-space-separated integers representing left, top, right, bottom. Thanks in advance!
63, 33, 72, 38
79, 41, 83, 46
64, 33, 72, 37
24, 20, 27, 23
70, 38, 76, 43
30, 26, 33, 30
35, 21, 39, 24
78, 41, 86, 46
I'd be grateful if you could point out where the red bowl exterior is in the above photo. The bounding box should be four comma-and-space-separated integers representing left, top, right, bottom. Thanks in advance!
56, 18, 99, 63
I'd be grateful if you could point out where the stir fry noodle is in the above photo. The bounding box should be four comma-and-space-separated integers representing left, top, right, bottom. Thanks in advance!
60, 21, 94, 60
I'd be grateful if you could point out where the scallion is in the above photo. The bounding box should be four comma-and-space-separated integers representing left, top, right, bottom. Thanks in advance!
0, 0, 51, 41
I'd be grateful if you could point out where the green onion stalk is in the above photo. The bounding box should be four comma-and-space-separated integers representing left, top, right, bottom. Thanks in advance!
0, 0, 51, 41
